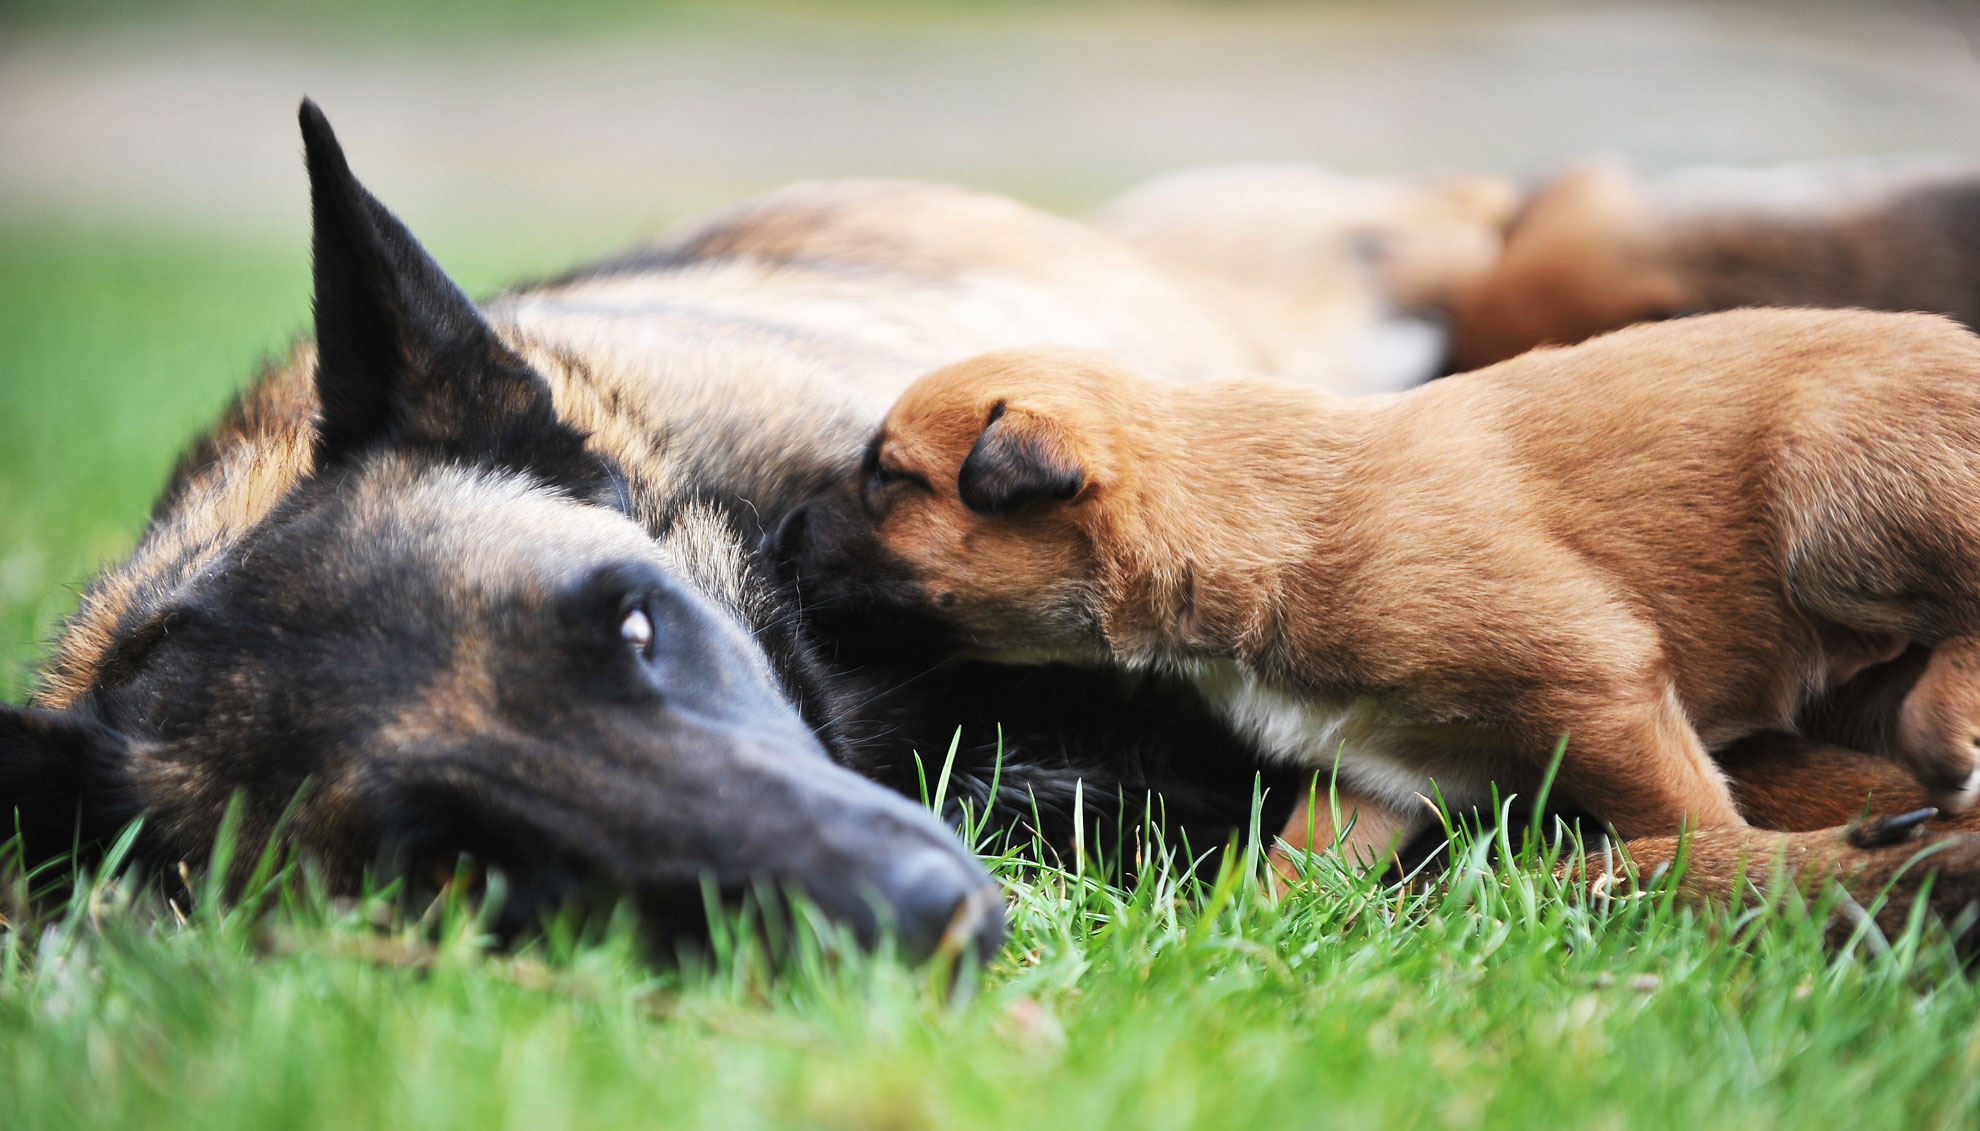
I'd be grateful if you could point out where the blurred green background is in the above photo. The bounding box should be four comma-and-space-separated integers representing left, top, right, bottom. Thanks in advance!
4, 0, 1979, 700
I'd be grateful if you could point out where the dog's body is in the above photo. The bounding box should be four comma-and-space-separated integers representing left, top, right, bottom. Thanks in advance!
14, 109, 1421, 948
779, 309, 1980, 920
1450, 158, 1980, 372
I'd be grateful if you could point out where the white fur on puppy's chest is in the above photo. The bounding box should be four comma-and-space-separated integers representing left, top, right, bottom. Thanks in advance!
1184, 659, 1498, 814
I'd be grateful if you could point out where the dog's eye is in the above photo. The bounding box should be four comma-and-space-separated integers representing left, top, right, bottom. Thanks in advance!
620, 606, 654, 658
97, 607, 190, 688
872, 463, 929, 491
865, 460, 930, 513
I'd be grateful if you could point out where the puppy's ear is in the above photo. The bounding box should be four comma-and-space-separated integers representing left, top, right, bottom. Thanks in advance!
0, 704, 144, 869
298, 100, 613, 501
957, 402, 1085, 517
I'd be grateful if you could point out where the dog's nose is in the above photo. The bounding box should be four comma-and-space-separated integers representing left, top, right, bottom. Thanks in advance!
876, 847, 1007, 963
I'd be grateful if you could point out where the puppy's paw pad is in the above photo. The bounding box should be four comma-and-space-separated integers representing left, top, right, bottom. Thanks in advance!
1848, 807, 1940, 849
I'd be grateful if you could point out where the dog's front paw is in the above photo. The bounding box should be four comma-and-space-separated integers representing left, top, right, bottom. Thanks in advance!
1896, 730, 1980, 815
1895, 642, 1980, 813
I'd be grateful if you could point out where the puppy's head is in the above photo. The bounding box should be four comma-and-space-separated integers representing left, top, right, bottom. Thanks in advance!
772, 350, 1150, 661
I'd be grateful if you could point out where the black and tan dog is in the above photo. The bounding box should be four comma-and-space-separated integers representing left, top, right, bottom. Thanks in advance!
776, 315, 1980, 930
2, 101, 1385, 956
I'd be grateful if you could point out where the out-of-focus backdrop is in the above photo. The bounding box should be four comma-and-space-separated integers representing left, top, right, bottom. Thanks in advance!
9, 1, 1980, 240
4, 0, 1979, 697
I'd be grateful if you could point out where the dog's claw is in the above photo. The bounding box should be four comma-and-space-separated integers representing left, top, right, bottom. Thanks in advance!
1848, 807, 1940, 849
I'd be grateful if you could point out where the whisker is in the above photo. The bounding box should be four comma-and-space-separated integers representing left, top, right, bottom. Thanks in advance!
815, 655, 960, 734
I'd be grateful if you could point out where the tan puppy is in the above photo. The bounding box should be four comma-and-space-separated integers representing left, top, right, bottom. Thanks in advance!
776, 308, 1980, 855
1451, 158, 1980, 372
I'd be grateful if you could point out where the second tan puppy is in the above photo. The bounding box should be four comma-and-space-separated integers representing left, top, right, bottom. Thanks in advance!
1450, 158, 1980, 372
776, 308, 1980, 846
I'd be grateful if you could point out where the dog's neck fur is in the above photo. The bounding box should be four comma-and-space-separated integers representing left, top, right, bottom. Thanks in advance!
1092, 379, 1381, 679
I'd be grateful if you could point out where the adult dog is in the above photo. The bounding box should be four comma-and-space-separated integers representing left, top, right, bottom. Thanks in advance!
6, 103, 1975, 954
773, 320, 1980, 934
0, 102, 1337, 957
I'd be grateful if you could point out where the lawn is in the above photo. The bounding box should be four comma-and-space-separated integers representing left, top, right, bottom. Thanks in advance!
4, 221, 1980, 1129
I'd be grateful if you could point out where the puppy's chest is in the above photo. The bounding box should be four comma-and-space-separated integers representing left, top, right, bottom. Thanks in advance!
1183, 659, 1504, 811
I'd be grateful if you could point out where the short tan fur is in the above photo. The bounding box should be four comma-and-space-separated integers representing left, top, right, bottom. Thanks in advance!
837, 309, 1980, 852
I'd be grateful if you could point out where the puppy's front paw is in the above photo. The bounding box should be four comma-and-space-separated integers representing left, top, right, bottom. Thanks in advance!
1896, 646, 1980, 813
1892, 714, 1979, 812
1606, 824, 1980, 952
1939, 764, 1980, 814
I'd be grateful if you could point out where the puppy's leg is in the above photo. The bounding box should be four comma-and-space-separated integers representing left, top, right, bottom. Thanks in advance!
1270, 781, 1426, 882
1897, 636, 1980, 812
1527, 680, 1746, 839
1597, 822, 1980, 948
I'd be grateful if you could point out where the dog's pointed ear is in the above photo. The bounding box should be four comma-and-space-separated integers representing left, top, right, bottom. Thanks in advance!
0, 704, 142, 869
299, 100, 611, 498
956, 402, 1085, 517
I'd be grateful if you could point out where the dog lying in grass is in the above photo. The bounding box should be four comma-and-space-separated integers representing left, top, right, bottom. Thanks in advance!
774, 308, 1980, 929
1, 103, 1512, 956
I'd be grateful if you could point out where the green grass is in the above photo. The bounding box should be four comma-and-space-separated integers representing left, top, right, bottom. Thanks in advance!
6, 224, 1980, 1131
0, 226, 301, 700
3, 807, 1979, 1131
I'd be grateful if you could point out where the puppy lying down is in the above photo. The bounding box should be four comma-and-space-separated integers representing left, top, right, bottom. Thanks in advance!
1450, 158, 1980, 373
777, 308, 1980, 872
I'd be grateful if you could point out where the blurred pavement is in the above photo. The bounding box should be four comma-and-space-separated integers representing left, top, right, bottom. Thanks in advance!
3, 1, 1979, 244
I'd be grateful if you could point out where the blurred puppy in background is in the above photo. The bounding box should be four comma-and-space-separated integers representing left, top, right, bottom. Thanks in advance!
1450, 157, 1980, 371
1096, 164, 1518, 394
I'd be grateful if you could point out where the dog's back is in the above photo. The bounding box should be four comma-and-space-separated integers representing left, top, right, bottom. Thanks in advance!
1385, 309, 1980, 721
495, 179, 1259, 536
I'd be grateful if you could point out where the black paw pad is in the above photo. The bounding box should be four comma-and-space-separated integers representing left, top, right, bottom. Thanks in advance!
1849, 807, 1941, 849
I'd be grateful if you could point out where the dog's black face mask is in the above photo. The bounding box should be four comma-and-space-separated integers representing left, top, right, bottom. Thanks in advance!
0, 101, 1003, 963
